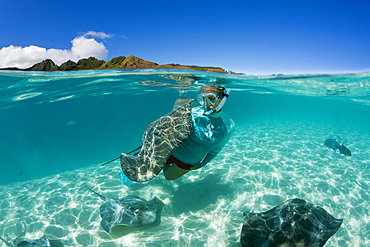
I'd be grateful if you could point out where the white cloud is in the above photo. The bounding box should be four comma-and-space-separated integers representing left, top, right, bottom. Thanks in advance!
83, 31, 114, 39
0, 31, 112, 69
71, 36, 108, 59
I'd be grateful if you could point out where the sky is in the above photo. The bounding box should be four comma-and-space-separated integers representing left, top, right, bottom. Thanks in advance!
0, 0, 369, 74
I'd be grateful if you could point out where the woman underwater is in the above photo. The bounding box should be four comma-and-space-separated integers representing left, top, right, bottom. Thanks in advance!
163, 85, 235, 180
119, 84, 235, 185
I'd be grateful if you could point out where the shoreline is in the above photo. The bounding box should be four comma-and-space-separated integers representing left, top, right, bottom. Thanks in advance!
0, 55, 240, 74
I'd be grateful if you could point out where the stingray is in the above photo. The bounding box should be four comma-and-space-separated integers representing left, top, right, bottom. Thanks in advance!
0, 234, 63, 247
85, 186, 159, 233
324, 138, 351, 156
240, 198, 343, 247
120, 97, 195, 182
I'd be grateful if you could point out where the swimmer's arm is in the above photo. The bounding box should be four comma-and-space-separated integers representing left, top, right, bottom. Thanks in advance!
190, 151, 218, 170
191, 128, 235, 170
190, 164, 202, 170
200, 151, 218, 167
196, 130, 234, 169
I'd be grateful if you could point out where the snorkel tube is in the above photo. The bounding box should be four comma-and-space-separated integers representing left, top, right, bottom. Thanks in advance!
204, 89, 230, 115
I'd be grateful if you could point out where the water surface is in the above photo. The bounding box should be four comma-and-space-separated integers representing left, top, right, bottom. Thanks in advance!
0, 69, 369, 246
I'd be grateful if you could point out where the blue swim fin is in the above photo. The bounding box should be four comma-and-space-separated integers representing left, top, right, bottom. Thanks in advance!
331, 139, 341, 148
119, 170, 133, 187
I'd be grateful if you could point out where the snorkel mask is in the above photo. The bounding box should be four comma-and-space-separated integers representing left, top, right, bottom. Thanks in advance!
197, 86, 230, 115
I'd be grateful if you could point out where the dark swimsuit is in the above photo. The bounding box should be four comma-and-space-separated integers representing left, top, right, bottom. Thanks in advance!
166, 155, 194, 170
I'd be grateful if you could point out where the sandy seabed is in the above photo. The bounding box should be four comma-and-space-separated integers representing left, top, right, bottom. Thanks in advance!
1, 117, 370, 247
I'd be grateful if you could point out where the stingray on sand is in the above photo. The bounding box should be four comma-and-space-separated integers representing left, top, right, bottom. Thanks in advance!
84, 186, 160, 233
324, 138, 351, 156
240, 198, 343, 247
0, 234, 63, 247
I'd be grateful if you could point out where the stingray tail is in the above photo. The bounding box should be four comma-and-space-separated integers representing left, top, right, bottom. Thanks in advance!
100, 145, 142, 166
84, 185, 106, 200
0, 236, 14, 247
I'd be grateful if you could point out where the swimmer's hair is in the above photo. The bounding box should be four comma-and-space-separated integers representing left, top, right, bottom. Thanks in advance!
200, 84, 226, 95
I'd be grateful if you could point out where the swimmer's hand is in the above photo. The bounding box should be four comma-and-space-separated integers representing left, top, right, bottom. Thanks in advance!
190, 164, 202, 170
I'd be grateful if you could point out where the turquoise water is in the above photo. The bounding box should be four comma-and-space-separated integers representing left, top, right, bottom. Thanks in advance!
0, 69, 370, 246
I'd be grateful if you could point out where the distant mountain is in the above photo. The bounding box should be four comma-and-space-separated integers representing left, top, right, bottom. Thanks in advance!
26, 57, 105, 71
59, 60, 77, 71
1, 55, 236, 74
26, 59, 59, 71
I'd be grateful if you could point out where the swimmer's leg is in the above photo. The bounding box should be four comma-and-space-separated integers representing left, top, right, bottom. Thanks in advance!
163, 164, 189, 180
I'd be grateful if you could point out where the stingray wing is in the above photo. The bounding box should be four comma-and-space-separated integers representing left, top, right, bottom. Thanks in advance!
121, 98, 193, 182
324, 139, 338, 150
338, 145, 352, 156
240, 198, 343, 247
100, 196, 159, 233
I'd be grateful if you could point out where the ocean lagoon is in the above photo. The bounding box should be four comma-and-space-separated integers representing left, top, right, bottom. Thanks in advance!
0, 69, 370, 246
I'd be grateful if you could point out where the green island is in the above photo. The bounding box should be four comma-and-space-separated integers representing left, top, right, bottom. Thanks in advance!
2, 55, 237, 74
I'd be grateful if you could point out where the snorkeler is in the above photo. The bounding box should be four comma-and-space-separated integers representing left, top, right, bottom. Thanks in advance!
162, 85, 235, 180
119, 84, 235, 185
